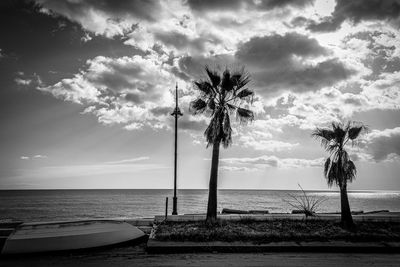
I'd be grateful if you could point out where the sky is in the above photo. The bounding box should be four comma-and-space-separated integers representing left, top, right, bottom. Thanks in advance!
0, 0, 399, 190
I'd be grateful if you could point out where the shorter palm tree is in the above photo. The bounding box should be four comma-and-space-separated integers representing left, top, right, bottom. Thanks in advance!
312, 121, 368, 229
190, 66, 255, 224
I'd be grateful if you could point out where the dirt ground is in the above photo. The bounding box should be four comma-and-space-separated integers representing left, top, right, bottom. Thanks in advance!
1, 243, 400, 267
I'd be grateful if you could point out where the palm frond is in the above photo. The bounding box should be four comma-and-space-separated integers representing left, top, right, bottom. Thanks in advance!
344, 160, 357, 182
323, 157, 331, 178
324, 158, 335, 187
348, 126, 362, 140
221, 111, 232, 148
204, 108, 223, 147
236, 88, 254, 101
348, 123, 368, 140
332, 123, 346, 145
221, 69, 233, 93
326, 160, 339, 188
340, 150, 349, 168
207, 98, 216, 111
204, 115, 219, 147
232, 69, 251, 92
236, 107, 254, 123
189, 98, 207, 115
312, 128, 335, 150
226, 103, 237, 112
205, 66, 220, 88
194, 81, 214, 97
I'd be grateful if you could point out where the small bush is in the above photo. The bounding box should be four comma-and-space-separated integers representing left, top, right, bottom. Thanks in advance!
283, 184, 327, 217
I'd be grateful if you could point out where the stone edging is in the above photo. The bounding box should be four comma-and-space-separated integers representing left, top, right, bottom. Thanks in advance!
146, 239, 400, 254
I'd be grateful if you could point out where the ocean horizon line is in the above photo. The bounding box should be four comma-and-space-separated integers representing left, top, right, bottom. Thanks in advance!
1, 188, 400, 193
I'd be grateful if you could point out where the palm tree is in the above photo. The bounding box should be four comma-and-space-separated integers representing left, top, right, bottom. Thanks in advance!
312, 121, 368, 229
190, 66, 255, 224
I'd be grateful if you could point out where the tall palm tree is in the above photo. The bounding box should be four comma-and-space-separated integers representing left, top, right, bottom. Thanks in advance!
190, 66, 255, 224
312, 121, 368, 229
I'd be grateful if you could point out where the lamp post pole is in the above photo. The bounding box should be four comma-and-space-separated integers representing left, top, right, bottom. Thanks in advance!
171, 83, 182, 215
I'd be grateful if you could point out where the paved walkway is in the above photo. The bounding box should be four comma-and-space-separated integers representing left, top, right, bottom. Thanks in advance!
1, 244, 400, 267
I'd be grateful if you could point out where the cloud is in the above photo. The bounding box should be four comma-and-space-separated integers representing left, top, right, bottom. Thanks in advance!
236, 32, 327, 66
154, 31, 221, 55
178, 116, 208, 131
364, 127, 400, 161
33, 154, 47, 159
235, 32, 354, 94
105, 156, 150, 165
238, 135, 299, 151
38, 55, 178, 130
219, 166, 258, 172
20, 154, 48, 160
15, 77, 32, 86
343, 31, 400, 78
176, 54, 235, 81
185, 0, 244, 11
37, 0, 163, 36
307, 0, 400, 32
254, 0, 315, 10
219, 155, 324, 170
185, 0, 314, 12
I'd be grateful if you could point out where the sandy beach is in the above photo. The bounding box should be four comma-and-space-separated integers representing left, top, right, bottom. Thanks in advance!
2, 244, 400, 267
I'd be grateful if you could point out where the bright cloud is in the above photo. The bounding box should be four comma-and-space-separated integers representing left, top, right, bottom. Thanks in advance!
219, 155, 324, 170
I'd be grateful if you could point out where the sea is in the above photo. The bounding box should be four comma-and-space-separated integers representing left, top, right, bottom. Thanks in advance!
1, 189, 399, 222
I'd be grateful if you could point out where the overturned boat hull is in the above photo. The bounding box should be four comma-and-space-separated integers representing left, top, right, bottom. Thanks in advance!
1, 220, 145, 254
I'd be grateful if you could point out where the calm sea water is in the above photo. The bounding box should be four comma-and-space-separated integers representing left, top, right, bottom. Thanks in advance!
1, 189, 399, 222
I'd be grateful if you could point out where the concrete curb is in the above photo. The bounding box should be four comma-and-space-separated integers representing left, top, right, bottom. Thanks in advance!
146, 239, 400, 254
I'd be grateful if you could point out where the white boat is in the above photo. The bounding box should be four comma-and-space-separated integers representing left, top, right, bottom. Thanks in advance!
1, 220, 145, 254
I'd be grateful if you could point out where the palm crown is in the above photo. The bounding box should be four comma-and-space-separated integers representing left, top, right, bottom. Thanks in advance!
190, 66, 254, 148
312, 121, 368, 188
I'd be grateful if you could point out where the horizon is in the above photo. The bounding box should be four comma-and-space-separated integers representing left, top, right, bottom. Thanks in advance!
1, 0, 400, 191
1, 188, 400, 193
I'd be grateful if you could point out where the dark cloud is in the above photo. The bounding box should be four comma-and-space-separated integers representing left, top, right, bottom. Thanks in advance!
177, 54, 235, 81
236, 33, 327, 67
124, 93, 142, 104
306, 16, 343, 32
235, 33, 353, 93
178, 117, 208, 131
0, 0, 140, 86
89, 59, 145, 92
154, 31, 220, 53
37, 0, 162, 22
185, 0, 243, 11
343, 97, 363, 106
254, 0, 314, 10
307, 0, 400, 32
290, 16, 309, 27
186, 0, 314, 12
150, 106, 172, 116
366, 128, 400, 161
252, 58, 354, 93
155, 31, 203, 51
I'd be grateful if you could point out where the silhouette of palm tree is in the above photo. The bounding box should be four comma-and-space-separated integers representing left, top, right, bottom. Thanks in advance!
190, 66, 255, 224
312, 121, 368, 230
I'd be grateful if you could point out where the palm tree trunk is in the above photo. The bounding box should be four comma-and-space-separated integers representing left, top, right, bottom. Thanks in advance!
340, 183, 354, 230
206, 140, 220, 224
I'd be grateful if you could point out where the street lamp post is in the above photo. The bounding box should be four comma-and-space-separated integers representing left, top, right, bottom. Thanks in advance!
171, 83, 182, 215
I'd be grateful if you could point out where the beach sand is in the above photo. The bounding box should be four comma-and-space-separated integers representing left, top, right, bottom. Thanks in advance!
1, 243, 400, 267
